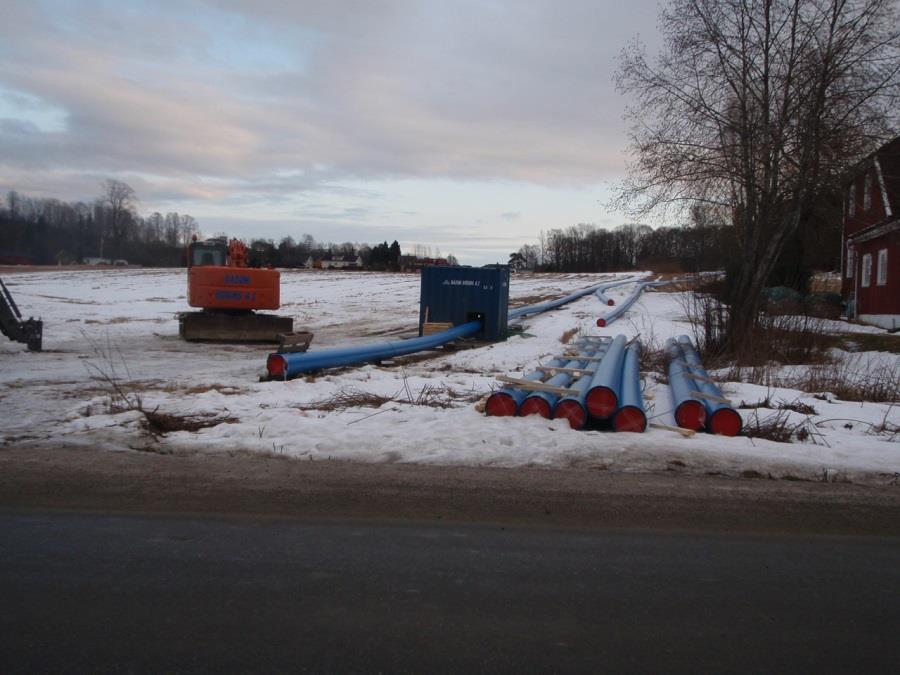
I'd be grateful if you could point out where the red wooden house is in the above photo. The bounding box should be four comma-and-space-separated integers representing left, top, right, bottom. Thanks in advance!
841, 136, 900, 330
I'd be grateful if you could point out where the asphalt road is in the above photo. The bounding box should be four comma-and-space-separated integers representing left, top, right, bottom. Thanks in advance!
2, 511, 899, 673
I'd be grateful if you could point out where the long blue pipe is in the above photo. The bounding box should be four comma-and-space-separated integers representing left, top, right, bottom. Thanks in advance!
595, 280, 661, 327
268, 319, 482, 379
271, 276, 644, 379
613, 340, 646, 432
508, 276, 642, 319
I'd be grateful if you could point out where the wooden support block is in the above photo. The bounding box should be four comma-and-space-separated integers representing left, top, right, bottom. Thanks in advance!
422, 322, 454, 336
649, 422, 696, 437
495, 375, 579, 396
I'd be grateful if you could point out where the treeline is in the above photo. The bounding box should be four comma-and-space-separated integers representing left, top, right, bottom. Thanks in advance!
243, 236, 406, 270
1, 183, 198, 266
0, 185, 422, 270
512, 208, 840, 290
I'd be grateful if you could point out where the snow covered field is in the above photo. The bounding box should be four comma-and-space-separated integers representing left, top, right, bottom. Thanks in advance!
1, 269, 898, 484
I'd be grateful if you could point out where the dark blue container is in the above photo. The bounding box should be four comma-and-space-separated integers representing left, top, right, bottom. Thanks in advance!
419, 265, 510, 341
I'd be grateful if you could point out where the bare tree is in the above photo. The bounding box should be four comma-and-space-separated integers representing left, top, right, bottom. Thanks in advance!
100, 179, 138, 256
616, 0, 900, 353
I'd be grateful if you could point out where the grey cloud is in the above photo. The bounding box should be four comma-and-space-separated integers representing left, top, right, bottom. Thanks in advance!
0, 0, 659, 201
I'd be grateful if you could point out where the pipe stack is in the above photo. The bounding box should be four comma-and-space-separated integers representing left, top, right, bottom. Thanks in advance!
488, 334, 646, 433
664, 336, 741, 435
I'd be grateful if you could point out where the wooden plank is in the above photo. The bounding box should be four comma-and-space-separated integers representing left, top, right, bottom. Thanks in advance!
535, 366, 593, 377
649, 422, 696, 437
495, 375, 579, 396
562, 354, 606, 361
422, 322, 454, 336
689, 389, 731, 405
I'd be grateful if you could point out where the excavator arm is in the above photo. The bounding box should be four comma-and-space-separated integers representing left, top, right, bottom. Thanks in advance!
0, 276, 43, 351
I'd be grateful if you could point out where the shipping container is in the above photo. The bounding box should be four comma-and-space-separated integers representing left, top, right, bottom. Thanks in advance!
419, 265, 510, 340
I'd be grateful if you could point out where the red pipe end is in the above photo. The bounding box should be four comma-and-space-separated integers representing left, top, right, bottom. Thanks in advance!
613, 406, 647, 433
485, 392, 518, 417
675, 400, 707, 431
586, 386, 617, 419
710, 408, 742, 436
266, 354, 287, 379
607, 299, 615, 306
520, 397, 551, 418
553, 400, 586, 430
597, 318, 607, 327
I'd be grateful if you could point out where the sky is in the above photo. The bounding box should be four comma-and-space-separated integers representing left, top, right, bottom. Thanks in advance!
0, 0, 663, 264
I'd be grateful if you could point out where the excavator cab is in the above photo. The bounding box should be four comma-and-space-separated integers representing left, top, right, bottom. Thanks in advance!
188, 239, 227, 268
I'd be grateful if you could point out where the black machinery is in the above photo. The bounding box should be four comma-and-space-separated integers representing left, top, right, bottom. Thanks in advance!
0, 276, 43, 351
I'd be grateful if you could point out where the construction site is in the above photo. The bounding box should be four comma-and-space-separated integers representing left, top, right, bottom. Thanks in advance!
1, 262, 897, 484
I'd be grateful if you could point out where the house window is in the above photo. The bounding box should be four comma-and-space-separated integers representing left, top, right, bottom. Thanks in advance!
848, 183, 856, 216
861, 253, 872, 287
877, 249, 888, 286
846, 247, 854, 278
863, 173, 872, 211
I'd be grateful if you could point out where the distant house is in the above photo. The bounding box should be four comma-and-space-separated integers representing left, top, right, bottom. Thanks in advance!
306, 253, 363, 270
841, 136, 900, 330
83, 257, 112, 266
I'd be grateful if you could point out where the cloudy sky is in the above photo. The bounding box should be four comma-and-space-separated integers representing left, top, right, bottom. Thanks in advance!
0, 0, 662, 264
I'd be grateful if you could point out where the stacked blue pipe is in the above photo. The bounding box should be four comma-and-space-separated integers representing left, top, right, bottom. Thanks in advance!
584, 335, 628, 419
485, 356, 569, 417
520, 341, 609, 419
269, 275, 645, 379
612, 340, 646, 432
676, 336, 742, 436
664, 338, 708, 431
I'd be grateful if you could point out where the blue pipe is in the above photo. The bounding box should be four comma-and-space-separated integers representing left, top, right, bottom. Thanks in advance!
520, 347, 606, 418
613, 340, 646, 432
508, 276, 642, 319
585, 334, 627, 419
665, 338, 707, 430
270, 276, 646, 379
268, 319, 481, 380
595, 281, 656, 327
486, 356, 569, 417
676, 336, 742, 436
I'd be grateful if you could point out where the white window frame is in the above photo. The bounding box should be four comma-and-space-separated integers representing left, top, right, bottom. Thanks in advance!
848, 183, 856, 216
863, 173, 872, 211
877, 248, 888, 286
846, 247, 854, 278
861, 253, 872, 288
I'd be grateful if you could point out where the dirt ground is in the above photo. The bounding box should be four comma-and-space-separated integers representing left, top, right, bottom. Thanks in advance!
1, 447, 898, 536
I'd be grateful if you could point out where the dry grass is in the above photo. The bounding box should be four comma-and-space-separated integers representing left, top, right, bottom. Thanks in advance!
298, 380, 484, 413
560, 328, 579, 344
142, 410, 238, 435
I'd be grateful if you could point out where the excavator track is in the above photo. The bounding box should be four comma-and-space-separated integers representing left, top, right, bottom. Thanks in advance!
178, 310, 292, 343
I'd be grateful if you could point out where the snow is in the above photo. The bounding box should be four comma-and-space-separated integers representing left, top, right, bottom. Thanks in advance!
1, 268, 898, 484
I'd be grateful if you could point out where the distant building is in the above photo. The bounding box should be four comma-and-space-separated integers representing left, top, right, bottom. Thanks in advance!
841, 136, 900, 330
401, 256, 450, 272
305, 253, 363, 270
83, 257, 112, 266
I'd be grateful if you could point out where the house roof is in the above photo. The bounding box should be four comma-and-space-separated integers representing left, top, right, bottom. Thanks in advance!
848, 135, 900, 217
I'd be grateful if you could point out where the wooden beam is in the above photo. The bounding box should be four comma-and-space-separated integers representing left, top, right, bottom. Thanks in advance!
495, 375, 579, 396
535, 366, 593, 377
649, 422, 696, 437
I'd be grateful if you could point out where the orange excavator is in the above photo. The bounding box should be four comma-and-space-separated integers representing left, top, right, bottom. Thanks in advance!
179, 237, 293, 342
